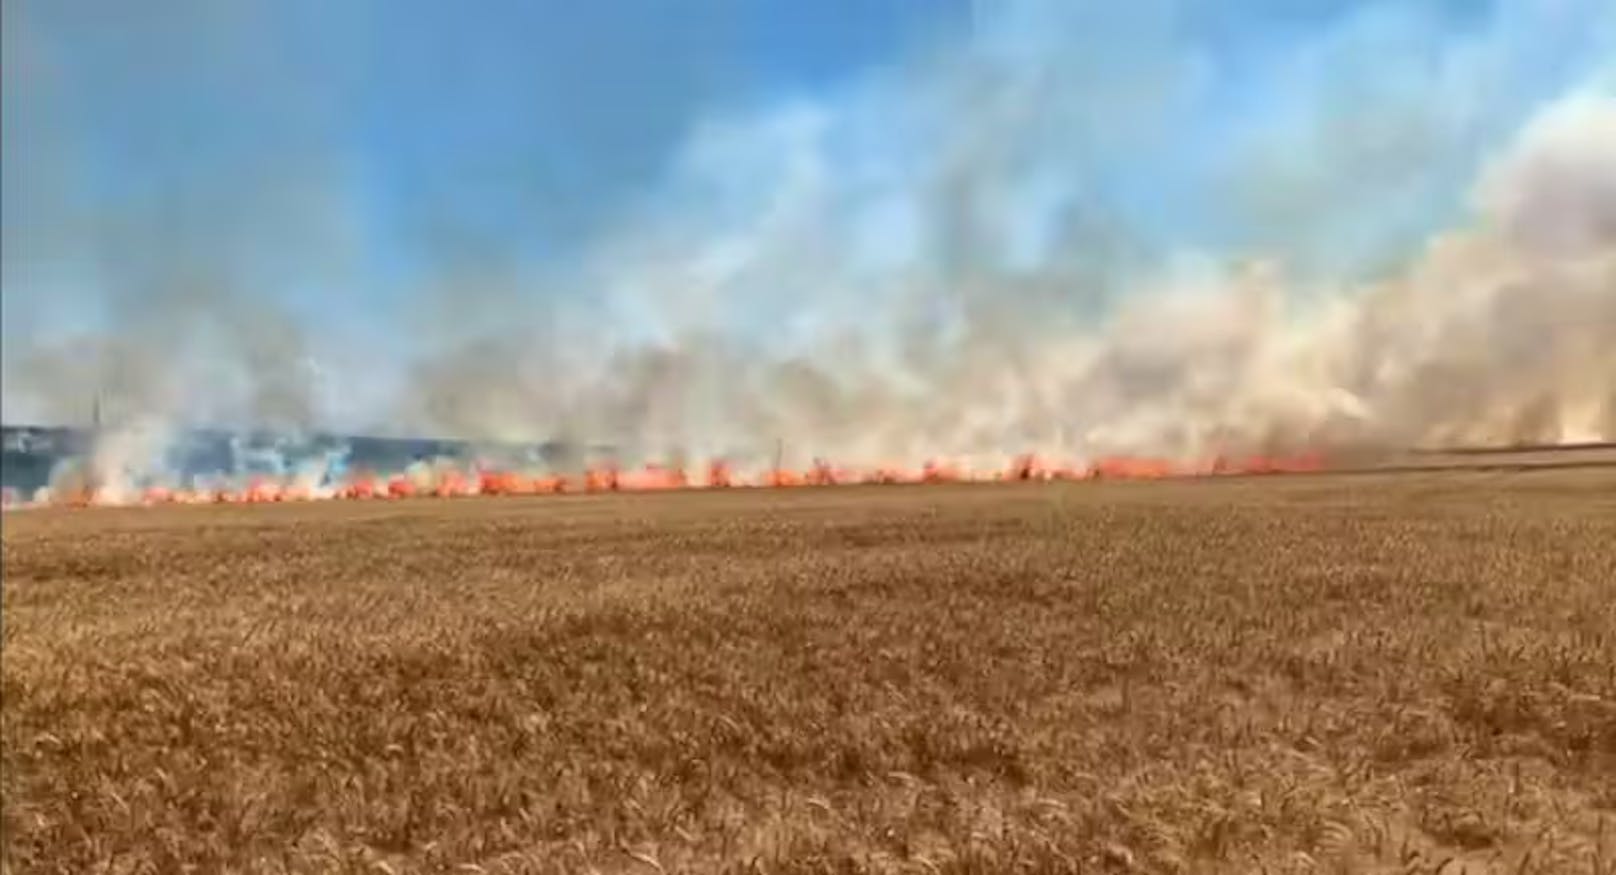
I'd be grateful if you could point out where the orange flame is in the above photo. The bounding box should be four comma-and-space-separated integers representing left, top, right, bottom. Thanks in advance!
18, 447, 1333, 510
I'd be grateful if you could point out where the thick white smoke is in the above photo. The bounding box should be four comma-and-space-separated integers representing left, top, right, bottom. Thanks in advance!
5, 0, 1614, 478
396, 3, 1615, 470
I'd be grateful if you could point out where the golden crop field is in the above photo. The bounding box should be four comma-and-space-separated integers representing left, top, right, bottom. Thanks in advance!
3, 469, 1615, 874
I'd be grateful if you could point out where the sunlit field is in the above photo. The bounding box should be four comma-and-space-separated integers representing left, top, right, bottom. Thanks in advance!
4, 469, 1614, 874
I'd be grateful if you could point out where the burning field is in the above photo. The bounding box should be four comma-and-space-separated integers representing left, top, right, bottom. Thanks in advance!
4, 464, 1614, 873
4, 1, 1615, 871
4, 443, 1331, 510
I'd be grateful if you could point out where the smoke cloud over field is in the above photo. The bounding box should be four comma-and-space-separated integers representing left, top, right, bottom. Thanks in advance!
4, 0, 1614, 477
394, 2, 1616, 469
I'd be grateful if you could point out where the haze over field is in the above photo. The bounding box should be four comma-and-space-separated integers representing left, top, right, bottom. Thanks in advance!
4, 0, 1613, 475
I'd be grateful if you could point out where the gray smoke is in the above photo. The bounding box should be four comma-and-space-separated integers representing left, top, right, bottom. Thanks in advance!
5, 0, 1613, 476
395, 13, 1615, 469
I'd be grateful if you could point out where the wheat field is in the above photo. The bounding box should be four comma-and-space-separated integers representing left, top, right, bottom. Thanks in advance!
3, 469, 1614, 873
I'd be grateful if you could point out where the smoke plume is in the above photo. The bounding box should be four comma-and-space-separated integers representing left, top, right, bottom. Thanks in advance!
4, 0, 1614, 477
397, 4, 1616, 469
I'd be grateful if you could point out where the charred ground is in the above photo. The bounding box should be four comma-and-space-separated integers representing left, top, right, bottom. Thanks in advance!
3, 470, 1615, 873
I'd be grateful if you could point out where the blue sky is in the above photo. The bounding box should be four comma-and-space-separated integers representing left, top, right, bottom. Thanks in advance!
3, 0, 1612, 431
3, 0, 966, 335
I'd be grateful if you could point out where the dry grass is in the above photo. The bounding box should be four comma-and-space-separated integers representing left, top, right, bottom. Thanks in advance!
3, 469, 1615, 874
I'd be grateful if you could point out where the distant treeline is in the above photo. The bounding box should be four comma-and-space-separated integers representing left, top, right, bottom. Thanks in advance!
0, 426, 603, 495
